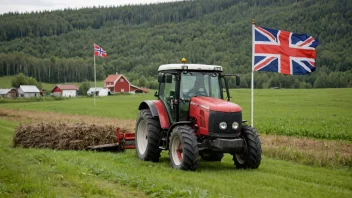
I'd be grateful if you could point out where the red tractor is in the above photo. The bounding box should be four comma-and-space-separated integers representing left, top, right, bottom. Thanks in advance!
135, 62, 262, 171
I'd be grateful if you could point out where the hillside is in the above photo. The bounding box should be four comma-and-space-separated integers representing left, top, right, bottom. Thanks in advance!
0, 0, 351, 88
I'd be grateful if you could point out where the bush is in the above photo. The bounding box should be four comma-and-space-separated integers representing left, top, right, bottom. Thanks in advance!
79, 81, 90, 96
11, 73, 42, 89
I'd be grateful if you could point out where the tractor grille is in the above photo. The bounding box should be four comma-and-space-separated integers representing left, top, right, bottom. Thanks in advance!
208, 110, 242, 138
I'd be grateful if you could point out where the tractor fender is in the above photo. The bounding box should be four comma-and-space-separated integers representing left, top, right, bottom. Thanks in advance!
167, 121, 193, 134
165, 121, 193, 149
138, 100, 169, 129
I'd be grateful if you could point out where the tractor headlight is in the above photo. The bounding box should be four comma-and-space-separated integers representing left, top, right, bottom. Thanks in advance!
232, 122, 239, 130
219, 122, 227, 130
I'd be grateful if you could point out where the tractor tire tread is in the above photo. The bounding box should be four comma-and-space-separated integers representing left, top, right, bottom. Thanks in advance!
136, 109, 162, 162
233, 125, 262, 169
170, 125, 199, 171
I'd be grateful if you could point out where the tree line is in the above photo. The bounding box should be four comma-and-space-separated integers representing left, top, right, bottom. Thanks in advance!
0, 0, 351, 88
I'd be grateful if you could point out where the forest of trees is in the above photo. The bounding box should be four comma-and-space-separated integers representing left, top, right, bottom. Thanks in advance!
0, 0, 351, 89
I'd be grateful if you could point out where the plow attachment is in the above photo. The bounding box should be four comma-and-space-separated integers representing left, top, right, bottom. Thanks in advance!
86, 127, 135, 152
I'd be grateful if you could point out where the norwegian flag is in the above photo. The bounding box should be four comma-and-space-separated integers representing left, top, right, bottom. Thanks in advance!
94, 43, 107, 57
253, 26, 319, 75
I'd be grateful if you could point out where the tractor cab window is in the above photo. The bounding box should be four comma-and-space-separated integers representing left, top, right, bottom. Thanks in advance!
158, 73, 177, 123
179, 72, 221, 121
180, 72, 221, 99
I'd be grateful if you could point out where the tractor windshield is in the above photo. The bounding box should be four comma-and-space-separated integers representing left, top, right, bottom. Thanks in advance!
179, 71, 221, 121
180, 72, 222, 100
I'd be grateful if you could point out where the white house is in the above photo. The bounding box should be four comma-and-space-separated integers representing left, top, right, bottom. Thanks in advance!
18, 85, 40, 98
51, 85, 79, 97
87, 87, 109, 96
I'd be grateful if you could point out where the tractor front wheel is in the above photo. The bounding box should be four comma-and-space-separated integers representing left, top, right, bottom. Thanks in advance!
233, 125, 262, 169
169, 125, 199, 171
135, 109, 162, 162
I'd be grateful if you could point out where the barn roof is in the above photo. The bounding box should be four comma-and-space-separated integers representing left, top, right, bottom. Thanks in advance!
139, 88, 149, 93
55, 84, 79, 90
0, 89, 11, 94
105, 74, 120, 83
20, 85, 40, 93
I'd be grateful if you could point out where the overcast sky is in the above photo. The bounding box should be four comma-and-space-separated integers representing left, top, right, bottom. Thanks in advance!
0, 0, 181, 14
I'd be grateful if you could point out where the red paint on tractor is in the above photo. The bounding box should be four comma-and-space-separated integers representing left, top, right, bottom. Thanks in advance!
191, 97, 242, 112
177, 143, 183, 161
115, 127, 135, 149
189, 97, 242, 136
153, 100, 170, 129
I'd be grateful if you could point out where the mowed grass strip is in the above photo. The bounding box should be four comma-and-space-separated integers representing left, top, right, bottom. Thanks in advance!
0, 119, 351, 198
1, 88, 351, 140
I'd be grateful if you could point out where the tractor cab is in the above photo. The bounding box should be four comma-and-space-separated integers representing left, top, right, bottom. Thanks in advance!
156, 64, 230, 123
135, 59, 261, 171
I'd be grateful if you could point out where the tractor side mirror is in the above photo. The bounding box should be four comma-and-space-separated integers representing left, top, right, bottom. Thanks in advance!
165, 74, 173, 83
236, 75, 240, 86
158, 74, 164, 83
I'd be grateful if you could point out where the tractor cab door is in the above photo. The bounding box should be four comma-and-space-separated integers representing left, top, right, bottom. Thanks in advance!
158, 73, 177, 123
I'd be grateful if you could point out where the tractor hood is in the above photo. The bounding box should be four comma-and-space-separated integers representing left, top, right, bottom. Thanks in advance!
190, 97, 242, 112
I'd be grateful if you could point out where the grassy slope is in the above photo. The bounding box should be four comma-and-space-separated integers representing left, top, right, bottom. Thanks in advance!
1, 89, 351, 140
0, 119, 351, 197
0, 76, 55, 90
0, 76, 104, 90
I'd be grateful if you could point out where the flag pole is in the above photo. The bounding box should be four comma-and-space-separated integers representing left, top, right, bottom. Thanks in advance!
94, 43, 96, 106
251, 19, 255, 127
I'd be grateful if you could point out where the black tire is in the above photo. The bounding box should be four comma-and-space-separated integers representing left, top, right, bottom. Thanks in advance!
135, 109, 162, 162
200, 151, 224, 162
169, 125, 199, 171
233, 125, 262, 169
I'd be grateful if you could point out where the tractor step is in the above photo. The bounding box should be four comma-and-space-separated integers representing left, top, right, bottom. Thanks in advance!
159, 130, 168, 150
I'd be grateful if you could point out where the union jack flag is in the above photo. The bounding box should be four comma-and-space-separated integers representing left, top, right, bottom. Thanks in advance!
253, 26, 319, 75
94, 43, 107, 57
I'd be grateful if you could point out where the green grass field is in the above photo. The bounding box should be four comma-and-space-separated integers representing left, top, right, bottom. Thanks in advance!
0, 119, 351, 197
1, 88, 351, 140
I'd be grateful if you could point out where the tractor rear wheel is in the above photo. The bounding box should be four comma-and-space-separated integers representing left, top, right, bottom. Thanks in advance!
233, 125, 262, 169
169, 125, 199, 171
200, 151, 224, 162
135, 109, 162, 162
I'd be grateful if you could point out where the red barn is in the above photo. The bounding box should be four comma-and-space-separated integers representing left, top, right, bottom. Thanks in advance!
104, 73, 147, 93
51, 85, 79, 97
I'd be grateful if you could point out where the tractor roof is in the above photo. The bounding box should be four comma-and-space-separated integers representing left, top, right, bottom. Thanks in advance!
158, 64, 223, 72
